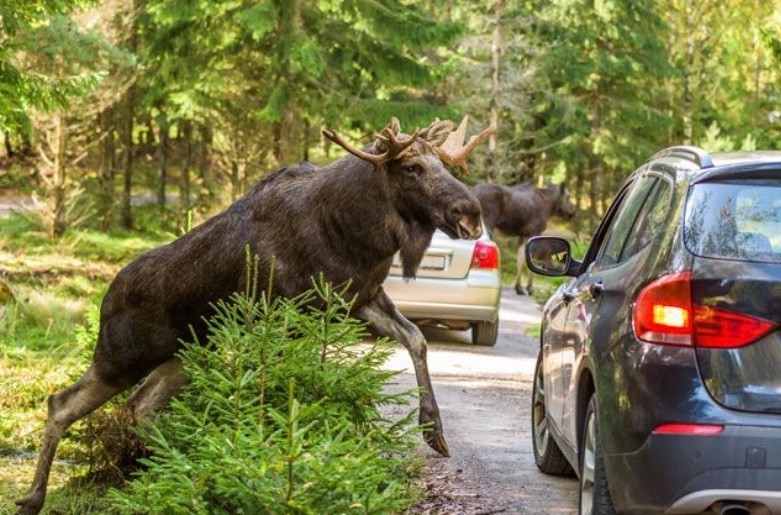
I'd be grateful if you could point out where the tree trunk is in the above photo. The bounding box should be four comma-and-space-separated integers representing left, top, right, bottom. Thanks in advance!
230, 159, 247, 201
273, 0, 302, 166
3, 131, 13, 157
140, 113, 155, 156
52, 112, 68, 238
98, 108, 115, 231
276, 97, 297, 166
487, 0, 503, 182
589, 87, 602, 230
573, 162, 584, 237
157, 121, 169, 211
230, 160, 240, 201
199, 124, 212, 182
589, 164, 599, 232
121, 86, 135, 230
121, 2, 138, 230
179, 121, 192, 217
302, 117, 310, 162
682, 0, 694, 144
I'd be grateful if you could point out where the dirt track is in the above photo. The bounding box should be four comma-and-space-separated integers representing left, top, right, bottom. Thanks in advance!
383, 289, 578, 514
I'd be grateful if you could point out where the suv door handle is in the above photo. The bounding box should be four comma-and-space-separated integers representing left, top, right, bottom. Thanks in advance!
589, 281, 604, 298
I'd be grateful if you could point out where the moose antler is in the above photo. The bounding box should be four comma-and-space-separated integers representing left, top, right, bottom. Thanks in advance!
436, 116, 495, 175
322, 117, 419, 169
376, 126, 420, 156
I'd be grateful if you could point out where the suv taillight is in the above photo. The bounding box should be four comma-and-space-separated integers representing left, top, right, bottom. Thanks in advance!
471, 241, 499, 270
632, 271, 776, 348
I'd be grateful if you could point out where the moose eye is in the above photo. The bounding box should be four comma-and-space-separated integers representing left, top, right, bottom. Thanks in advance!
405, 164, 423, 175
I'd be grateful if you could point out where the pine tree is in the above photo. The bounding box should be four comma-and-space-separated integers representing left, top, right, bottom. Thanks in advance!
0, 0, 102, 133
533, 0, 672, 229
140, 0, 462, 178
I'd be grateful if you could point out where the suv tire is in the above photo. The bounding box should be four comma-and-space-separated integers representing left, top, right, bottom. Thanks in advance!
579, 394, 615, 515
532, 351, 575, 476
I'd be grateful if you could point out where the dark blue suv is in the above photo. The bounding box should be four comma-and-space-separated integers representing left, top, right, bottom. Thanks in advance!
526, 147, 781, 514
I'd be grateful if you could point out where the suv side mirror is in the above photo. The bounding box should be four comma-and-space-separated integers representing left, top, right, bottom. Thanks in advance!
525, 236, 580, 277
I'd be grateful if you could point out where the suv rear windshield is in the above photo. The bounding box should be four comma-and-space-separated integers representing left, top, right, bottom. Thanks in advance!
685, 180, 781, 263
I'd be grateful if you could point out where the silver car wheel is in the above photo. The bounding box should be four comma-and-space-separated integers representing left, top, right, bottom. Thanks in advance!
532, 362, 549, 457
580, 409, 596, 515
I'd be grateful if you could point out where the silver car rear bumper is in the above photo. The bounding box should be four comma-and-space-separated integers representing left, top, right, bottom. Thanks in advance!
383, 269, 501, 323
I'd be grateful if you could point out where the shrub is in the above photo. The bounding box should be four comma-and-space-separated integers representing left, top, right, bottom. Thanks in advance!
109, 278, 420, 514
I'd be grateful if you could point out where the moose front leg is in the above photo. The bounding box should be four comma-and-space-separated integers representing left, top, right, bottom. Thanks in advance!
357, 289, 450, 457
515, 238, 533, 296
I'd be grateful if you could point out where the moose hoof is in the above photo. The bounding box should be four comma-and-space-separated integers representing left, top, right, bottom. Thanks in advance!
515, 286, 529, 296
425, 430, 451, 457
15, 493, 44, 515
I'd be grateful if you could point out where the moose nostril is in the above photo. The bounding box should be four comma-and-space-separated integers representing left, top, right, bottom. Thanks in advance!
451, 200, 480, 218
457, 217, 482, 239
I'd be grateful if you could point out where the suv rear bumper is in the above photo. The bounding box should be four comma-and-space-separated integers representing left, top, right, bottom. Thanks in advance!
604, 425, 781, 513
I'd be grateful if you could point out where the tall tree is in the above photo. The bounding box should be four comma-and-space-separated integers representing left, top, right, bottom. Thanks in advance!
17, 10, 131, 236
534, 0, 672, 230
660, 0, 778, 149
141, 0, 461, 181
0, 0, 101, 133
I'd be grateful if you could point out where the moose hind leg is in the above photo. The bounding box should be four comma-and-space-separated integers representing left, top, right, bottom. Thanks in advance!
128, 357, 187, 424
16, 366, 125, 515
357, 289, 450, 458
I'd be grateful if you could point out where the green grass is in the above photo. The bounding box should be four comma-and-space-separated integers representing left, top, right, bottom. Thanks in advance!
0, 210, 173, 512
0, 211, 171, 351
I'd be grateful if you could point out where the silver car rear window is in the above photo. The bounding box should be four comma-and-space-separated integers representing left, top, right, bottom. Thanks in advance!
684, 180, 781, 263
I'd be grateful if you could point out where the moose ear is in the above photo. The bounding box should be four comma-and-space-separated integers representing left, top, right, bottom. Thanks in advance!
419, 118, 453, 147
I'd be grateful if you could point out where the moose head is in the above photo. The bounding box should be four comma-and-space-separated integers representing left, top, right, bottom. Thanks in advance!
546, 181, 577, 219
323, 116, 493, 242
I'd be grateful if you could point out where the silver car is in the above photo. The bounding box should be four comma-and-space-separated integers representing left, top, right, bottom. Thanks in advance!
383, 227, 501, 346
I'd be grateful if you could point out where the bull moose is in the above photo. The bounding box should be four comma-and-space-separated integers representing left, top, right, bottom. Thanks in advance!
473, 181, 575, 295
17, 116, 494, 514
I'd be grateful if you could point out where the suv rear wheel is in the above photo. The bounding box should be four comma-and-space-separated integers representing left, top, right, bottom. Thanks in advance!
579, 394, 615, 515
472, 320, 498, 346
532, 351, 574, 475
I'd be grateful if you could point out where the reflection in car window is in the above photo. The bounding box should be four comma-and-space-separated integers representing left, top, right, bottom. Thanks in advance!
685, 181, 781, 263
597, 177, 657, 267
619, 179, 672, 261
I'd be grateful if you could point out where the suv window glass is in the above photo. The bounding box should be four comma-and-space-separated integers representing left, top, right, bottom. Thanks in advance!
597, 176, 657, 267
685, 180, 781, 263
619, 178, 672, 261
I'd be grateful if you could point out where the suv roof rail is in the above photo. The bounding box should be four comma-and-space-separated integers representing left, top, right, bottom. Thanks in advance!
649, 145, 714, 169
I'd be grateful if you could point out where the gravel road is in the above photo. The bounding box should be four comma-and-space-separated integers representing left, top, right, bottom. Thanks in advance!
382, 288, 578, 514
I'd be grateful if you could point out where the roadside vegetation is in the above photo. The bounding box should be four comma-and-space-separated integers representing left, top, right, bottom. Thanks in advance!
1, 214, 423, 511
